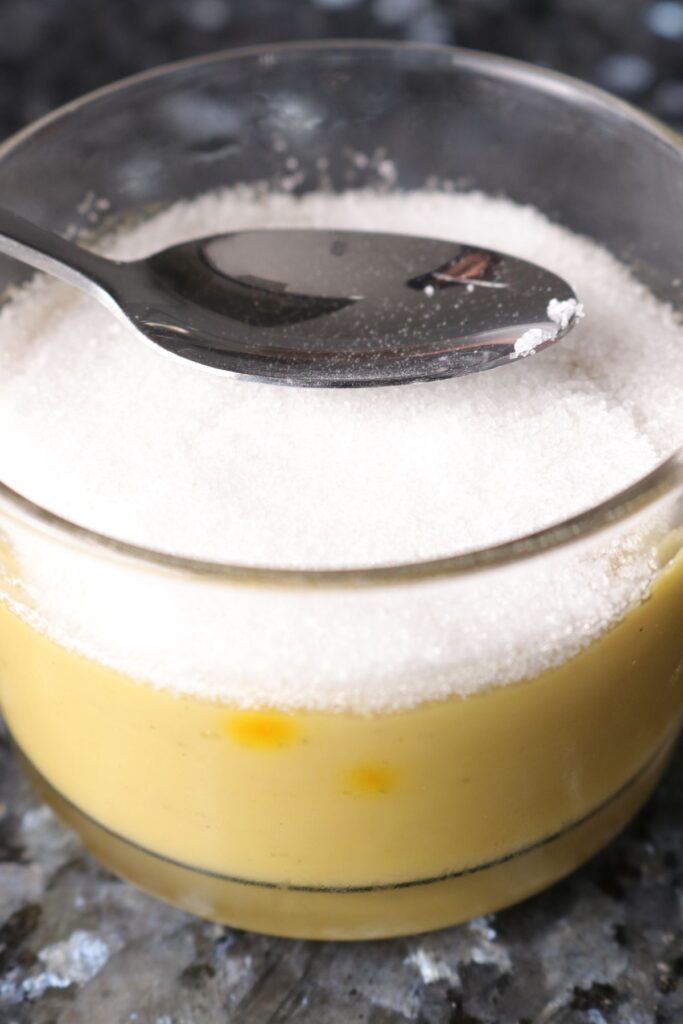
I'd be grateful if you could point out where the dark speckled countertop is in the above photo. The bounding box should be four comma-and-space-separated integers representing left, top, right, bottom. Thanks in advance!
0, 2, 682, 1021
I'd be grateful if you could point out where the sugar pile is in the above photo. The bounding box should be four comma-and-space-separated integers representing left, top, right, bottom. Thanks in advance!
0, 187, 682, 712
0, 188, 680, 568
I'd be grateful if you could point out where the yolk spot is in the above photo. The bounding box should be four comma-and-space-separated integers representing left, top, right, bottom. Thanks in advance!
346, 762, 398, 795
225, 711, 299, 749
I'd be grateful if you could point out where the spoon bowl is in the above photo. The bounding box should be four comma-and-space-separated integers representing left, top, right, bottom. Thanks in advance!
0, 208, 580, 387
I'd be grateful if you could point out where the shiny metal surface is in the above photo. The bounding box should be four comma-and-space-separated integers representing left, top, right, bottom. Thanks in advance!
0, 207, 578, 387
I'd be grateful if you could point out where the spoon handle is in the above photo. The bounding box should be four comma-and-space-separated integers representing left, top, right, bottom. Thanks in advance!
0, 206, 117, 302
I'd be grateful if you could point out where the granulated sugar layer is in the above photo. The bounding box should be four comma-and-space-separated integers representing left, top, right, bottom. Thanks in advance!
0, 188, 682, 712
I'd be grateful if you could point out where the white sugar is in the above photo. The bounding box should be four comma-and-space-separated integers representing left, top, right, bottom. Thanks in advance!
1, 189, 679, 569
511, 327, 549, 359
548, 296, 584, 330
1, 188, 682, 712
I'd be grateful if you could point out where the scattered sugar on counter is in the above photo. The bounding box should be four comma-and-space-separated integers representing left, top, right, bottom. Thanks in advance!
0, 188, 682, 712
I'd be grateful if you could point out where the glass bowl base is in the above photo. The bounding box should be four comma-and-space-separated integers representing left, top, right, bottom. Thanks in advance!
15, 733, 676, 941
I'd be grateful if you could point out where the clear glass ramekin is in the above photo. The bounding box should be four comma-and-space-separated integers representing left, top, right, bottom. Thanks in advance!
0, 42, 682, 940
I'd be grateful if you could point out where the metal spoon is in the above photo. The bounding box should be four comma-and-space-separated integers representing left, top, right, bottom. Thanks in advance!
0, 208, 581, 388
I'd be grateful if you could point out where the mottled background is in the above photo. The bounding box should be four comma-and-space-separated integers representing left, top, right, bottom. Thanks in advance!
1, 1, 683, 1022
1, 0, 683, 139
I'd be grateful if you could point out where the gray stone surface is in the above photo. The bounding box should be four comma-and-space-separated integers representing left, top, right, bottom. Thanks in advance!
0, 725, 681, 1023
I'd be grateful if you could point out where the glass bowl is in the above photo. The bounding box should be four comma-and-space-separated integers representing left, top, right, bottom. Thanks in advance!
0, 41, 682, 940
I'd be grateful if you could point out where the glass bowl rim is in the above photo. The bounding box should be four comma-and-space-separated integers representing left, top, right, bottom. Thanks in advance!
0, 38, 682, 589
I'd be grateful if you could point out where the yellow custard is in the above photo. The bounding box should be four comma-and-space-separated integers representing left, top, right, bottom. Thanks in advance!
2, 551, 682, 939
